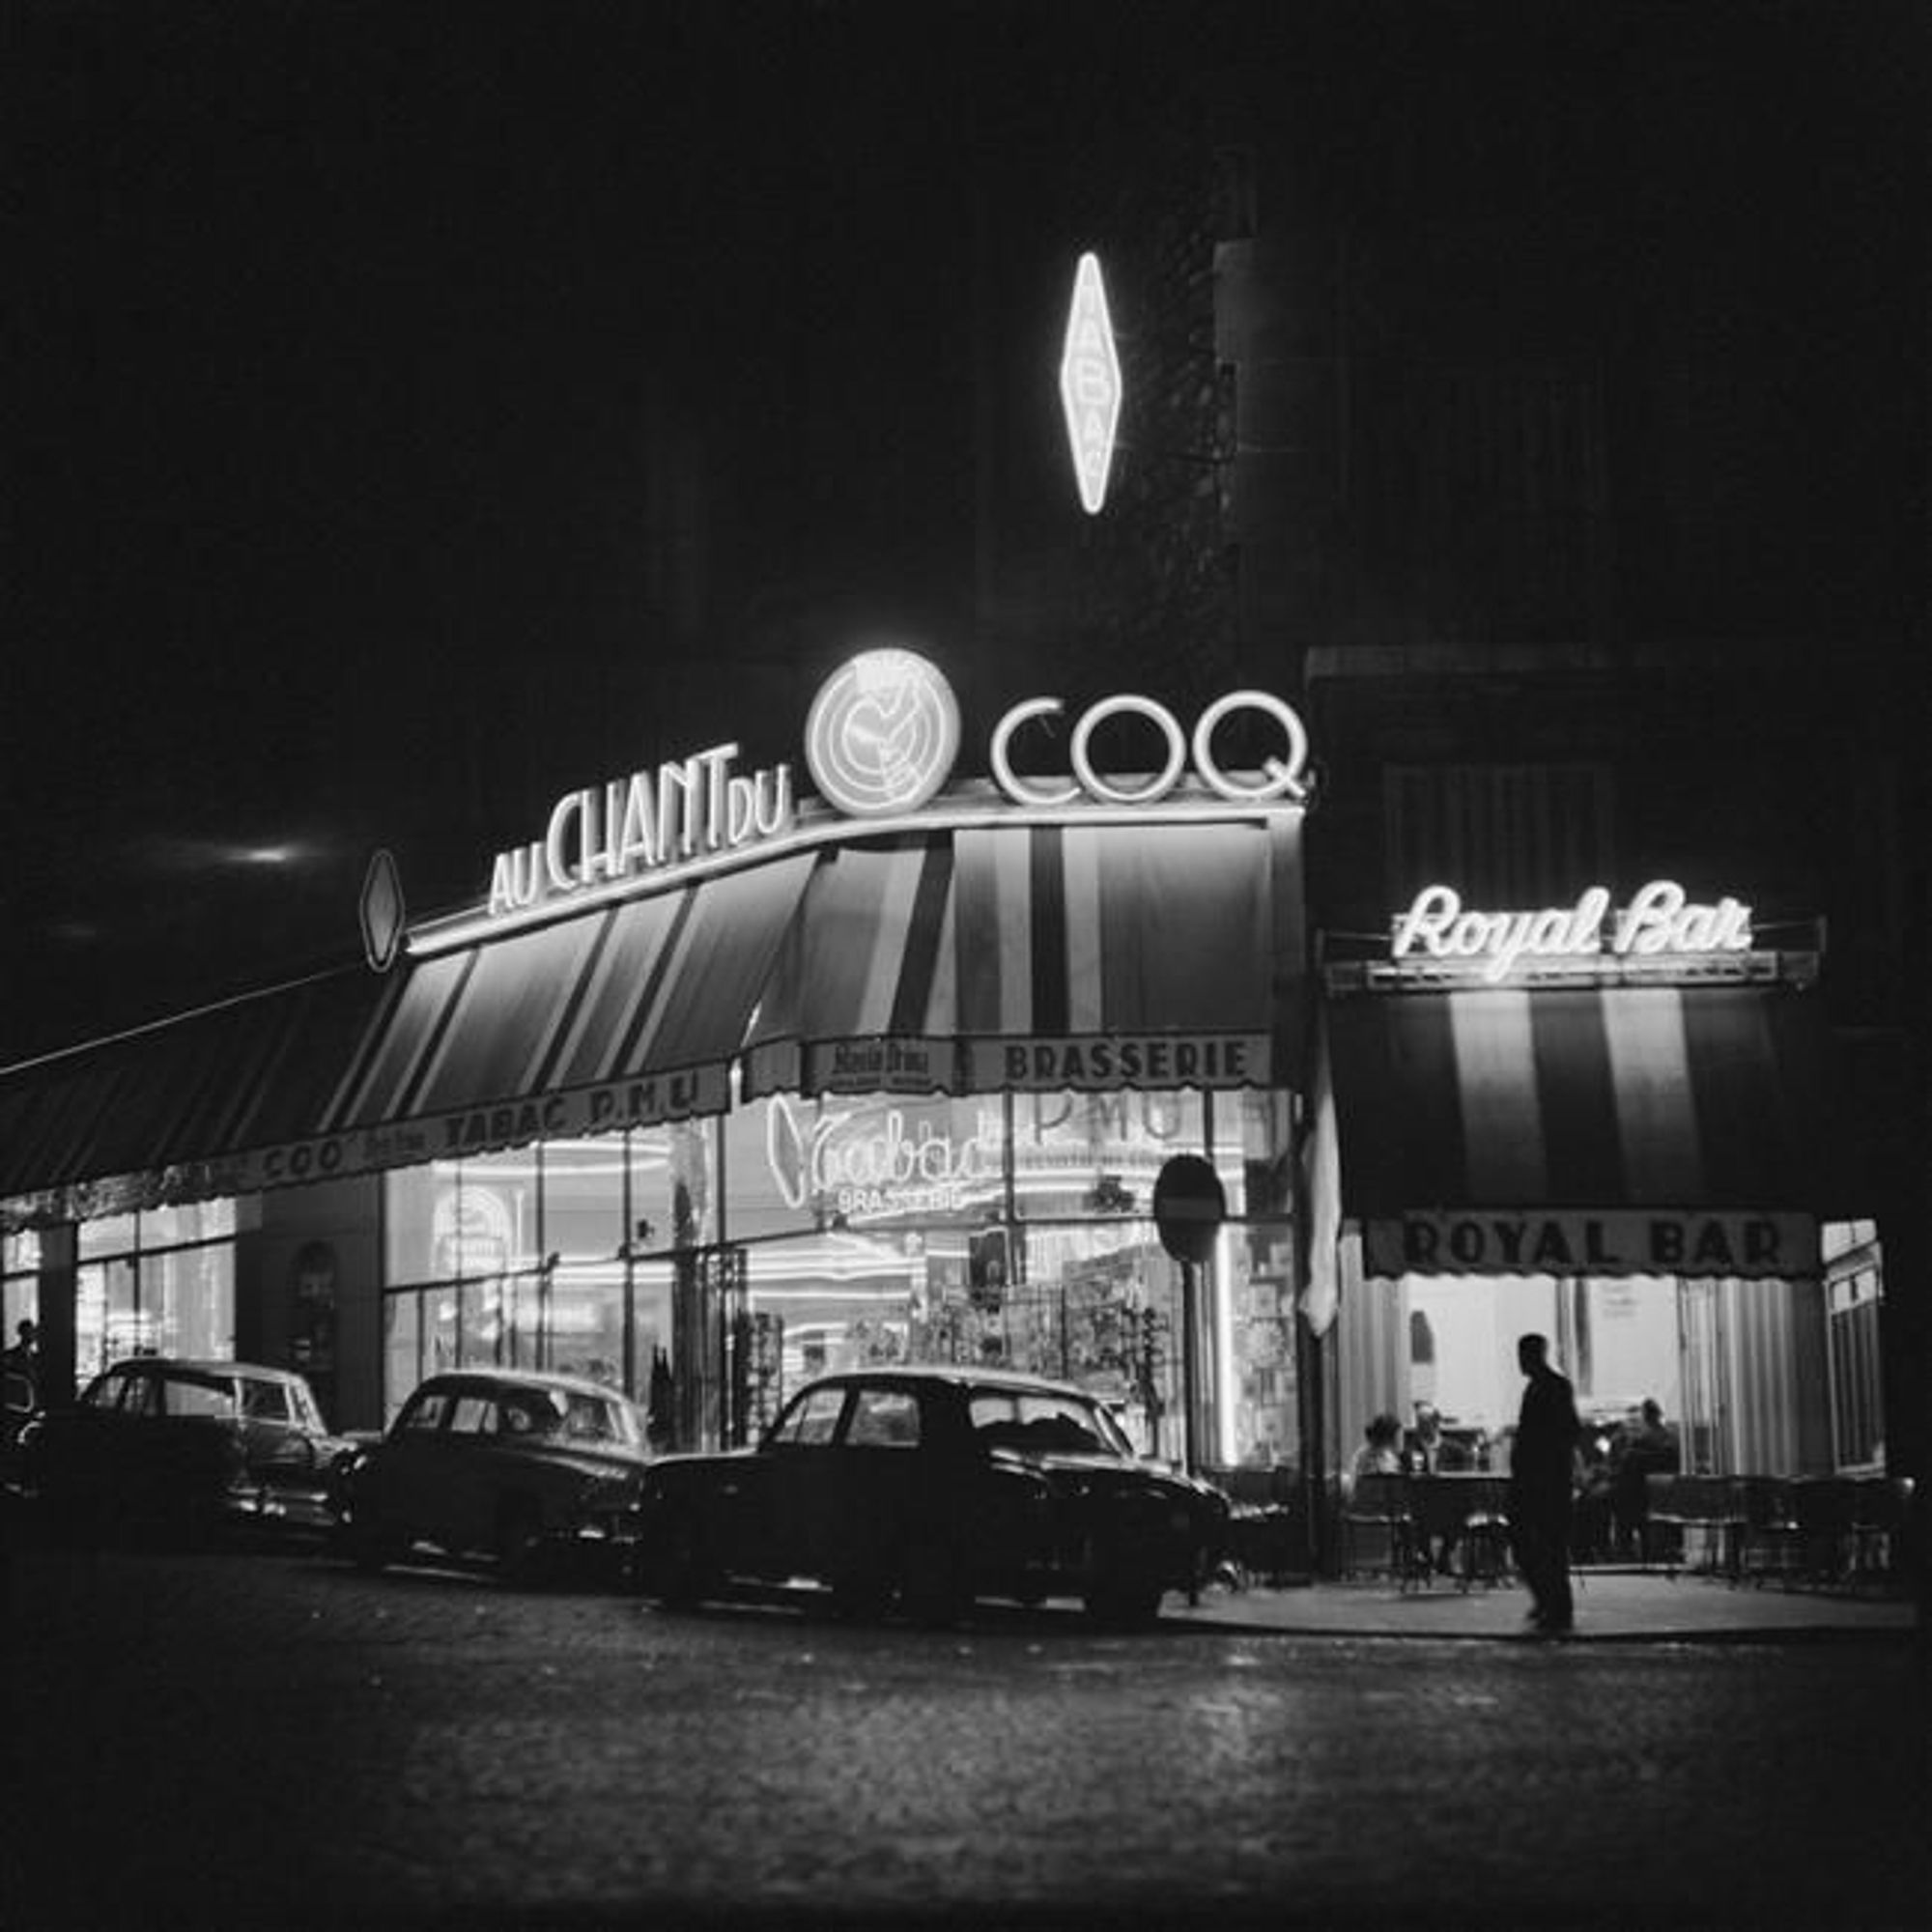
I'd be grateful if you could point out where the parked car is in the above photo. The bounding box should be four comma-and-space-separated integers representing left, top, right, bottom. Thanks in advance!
28, 1357, 352, 1545
632, 1366, 1231, 1627
332, 1368, 651, 1585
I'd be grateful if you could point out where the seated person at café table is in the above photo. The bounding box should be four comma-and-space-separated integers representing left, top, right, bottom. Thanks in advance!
1611, 1398, 1681, 1558
1348, 1412, 1405, 1488
1402, 1402, 1474, 1474
1404, 1403, 1479, 1575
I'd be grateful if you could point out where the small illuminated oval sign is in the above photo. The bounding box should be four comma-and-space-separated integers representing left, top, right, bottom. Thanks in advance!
1059, 252, 1122, 515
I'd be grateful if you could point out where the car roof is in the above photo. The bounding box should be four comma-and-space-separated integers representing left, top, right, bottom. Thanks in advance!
99, 1357, 307, 1384
409, 1367, 637, 1405
798, 1365, 1098, 1403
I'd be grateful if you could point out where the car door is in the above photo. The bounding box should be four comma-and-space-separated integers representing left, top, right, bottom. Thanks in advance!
369, 1384, 462, 1548
430, 1389, 506, 1552
816, 1382, 927, 1582
234, 1375, 311, 1486
756, 1382, 852, 1579
68, 1365, 144, 1504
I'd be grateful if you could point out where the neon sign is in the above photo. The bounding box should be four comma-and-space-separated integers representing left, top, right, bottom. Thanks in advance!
1390, 880, 1753, 983
990, 690, 1310, 808
460, 656, 1312, 937
1060, 252, 1122, 515
804, 648, 960, 817
431, 1183, 520, 1278
488, 744, 793, 919
766, 1094, 998, 1221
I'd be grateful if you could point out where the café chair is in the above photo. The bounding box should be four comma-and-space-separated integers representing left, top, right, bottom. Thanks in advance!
1341, 1473, 1422, 1586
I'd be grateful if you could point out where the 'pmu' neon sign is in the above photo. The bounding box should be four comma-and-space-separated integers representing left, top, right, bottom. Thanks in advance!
1390, 880, 1753, 983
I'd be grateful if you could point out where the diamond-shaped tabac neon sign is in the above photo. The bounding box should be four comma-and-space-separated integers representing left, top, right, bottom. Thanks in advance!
1059, 252, 1122, 515
359, 847, 406, 973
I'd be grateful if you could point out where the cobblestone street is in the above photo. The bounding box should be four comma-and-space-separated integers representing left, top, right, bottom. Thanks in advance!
4, 1544, 1925, 1929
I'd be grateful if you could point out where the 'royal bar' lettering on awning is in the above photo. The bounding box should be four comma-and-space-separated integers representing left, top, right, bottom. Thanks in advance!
1364, 1209, 1820, 1281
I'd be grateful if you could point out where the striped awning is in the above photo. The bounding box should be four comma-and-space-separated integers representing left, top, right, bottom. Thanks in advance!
323, 853, 814, 1146
742, 816, 1303, 1098
1326, 983, 1834, 1216
0, 969, 389, 1211
0, 854, 817, 1218
1, 814, 1304, 1222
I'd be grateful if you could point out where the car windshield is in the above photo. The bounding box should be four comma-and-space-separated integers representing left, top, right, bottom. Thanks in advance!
165, 1374, 242, 1420
559, 1392, 633, 1444
969, 1389, 1133, 1458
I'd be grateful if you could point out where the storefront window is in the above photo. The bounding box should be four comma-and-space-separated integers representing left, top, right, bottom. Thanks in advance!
69, 1212, 237, 1385
544, 1136, 626, 1265
1224, 1220, 1296, 1468
664, 1119, 719, 1248
363, 1076, 1300, 1462
1825, 1223, 1885, 1472
384, 1291, 423, 1422
727, 1092, 994, 1242
142, 1240, 235, 1360
628, 1261, 675, 1442
77, 1212, 137, 1262
385, 1162, 456, 1288
546, 1260, 626, 1387
456, 1149, 540, 1275
1011, 1090, 1200, 1221
3, 1230, 41, 1343
75, 1258, 143, 1378
1226, 1089, 1293, 1216
445, 1268, 547, 1372
141, 1199, 237, 1248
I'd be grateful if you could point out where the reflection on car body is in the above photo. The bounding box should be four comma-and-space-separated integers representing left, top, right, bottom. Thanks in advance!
334, 1368, 651, 1585
2, 1360, 41, 1503
634, 1366, 1230, 1628
29, 1357, 351, 1544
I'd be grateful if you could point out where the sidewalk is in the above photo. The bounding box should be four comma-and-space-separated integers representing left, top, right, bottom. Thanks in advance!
1169, 1566, 1918, 1642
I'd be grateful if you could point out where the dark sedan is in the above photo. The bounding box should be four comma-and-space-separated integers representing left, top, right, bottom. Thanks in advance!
28, 1357, 352, 1544
633, 1366, 1230, 1627
333, 1368, 651, 1585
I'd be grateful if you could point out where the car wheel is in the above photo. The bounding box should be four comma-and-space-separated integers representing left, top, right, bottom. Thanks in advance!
653, 1512, 714, 1611
897, 1539, 966, 1628
497, 1499, 551, 1588
1084, 1570, 1165, 1630
830, 1564, 894, 1622
348, 1516, 397, 1574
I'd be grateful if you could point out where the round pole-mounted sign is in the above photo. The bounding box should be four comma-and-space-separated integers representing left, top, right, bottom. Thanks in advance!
1152, 1153, 1227, 1265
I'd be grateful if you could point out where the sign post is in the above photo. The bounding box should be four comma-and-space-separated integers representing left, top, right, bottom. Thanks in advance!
1153, 1154, 1227, 1473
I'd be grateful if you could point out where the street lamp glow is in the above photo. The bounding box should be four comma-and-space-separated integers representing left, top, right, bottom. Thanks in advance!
1059, 252, 1122, 515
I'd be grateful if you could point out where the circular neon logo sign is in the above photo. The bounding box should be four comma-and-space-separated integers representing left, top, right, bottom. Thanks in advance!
805, 649, 961, 817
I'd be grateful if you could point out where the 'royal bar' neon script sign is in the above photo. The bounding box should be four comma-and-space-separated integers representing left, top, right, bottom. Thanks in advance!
488, 746, 794, 918
1391, 880, 1752, 983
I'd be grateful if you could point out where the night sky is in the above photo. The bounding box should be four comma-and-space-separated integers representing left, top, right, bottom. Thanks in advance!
8, 1, 1925, 1068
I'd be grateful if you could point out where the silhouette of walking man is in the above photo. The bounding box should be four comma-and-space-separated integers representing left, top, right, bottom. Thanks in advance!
1510, 1332, 1579, 1635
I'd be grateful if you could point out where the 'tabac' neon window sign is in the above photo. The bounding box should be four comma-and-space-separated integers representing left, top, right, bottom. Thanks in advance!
1060, 253, 1122, 515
